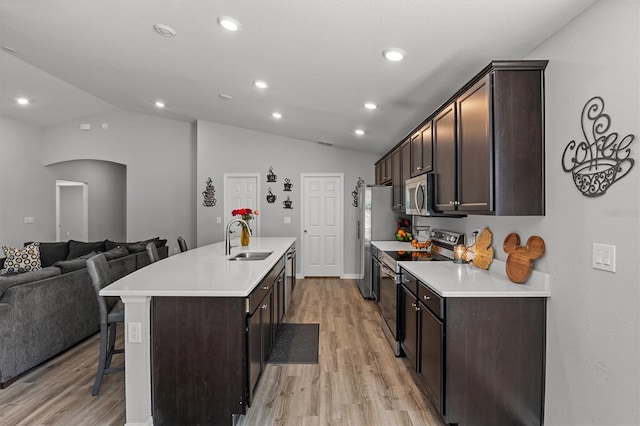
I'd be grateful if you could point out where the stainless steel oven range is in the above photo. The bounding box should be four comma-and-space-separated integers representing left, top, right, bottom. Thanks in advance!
378, 229, 464, 356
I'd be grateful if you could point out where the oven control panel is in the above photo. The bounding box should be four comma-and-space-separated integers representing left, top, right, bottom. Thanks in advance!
430, 230, 465, 247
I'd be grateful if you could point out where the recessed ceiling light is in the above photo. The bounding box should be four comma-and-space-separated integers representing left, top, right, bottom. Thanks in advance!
217, 16, 241, 32
382, 48, 406, 62
16, 97, 29, 105
218, 93, 233, 101
364, 102, 377, 110
355, 129, 365, 136
254, 80, 269, 89
155, 101, 165, 108
272, 112, 282, 119
153, 24, 177, 37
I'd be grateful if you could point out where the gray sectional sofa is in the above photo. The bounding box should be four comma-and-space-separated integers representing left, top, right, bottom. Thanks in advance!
0, 238, 168, 388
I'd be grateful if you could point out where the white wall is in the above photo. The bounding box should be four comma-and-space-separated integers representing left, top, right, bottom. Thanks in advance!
42, 110, 196, 255
416, 1, 639, 423
196, 120, 377, 276
0, 116, 56, 251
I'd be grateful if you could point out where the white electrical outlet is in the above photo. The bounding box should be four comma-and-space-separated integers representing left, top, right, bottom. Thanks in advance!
284, 216, 291, 224
592, 243, 616, 272
23, 216, 35, 224
216, 217, 222, 224
128, 322, 142, 343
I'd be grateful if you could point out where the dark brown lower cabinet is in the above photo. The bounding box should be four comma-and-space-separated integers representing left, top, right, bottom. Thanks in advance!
400, 269, 546, 426
151, 259, 286, 425
401, 286, 419, 369
419, 299, 443, 414
152, 297, 246, 426
247, 287, 274, 405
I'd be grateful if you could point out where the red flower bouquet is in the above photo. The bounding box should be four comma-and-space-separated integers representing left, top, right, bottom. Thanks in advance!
231, 208, 259, 221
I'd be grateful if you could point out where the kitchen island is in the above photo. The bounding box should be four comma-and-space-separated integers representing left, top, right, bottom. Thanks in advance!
101, 237, 296, 426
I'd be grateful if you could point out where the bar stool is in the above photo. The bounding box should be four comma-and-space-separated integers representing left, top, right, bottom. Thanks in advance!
177, 236, 188, 252
146, 242, 160, 263
86, 253, 125, 396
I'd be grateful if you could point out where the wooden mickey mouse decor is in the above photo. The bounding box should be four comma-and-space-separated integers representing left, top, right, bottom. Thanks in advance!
471, 227, 494, 270
503, 233, 545, 284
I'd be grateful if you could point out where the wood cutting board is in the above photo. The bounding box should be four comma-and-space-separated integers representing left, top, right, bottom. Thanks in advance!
503, 233, 545, 284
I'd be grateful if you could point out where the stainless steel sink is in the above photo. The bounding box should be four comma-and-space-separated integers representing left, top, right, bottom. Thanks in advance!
228, 251, 273, 261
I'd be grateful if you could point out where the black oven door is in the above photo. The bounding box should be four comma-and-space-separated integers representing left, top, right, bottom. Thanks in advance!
379, 261, 397, 339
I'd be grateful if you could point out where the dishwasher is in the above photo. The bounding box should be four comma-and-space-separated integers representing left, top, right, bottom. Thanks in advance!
284, 247, 296, 311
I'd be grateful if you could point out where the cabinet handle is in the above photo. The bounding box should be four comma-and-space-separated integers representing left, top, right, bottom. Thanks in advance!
262, 286, 269, 290
449, 201, 454, 206
261, 304, 267, 309
423, 295, 431, 301
411, 303, 417, 308
403, 277, 410, 283
417, 166, 423, 171
277, 278, 283, 283
415, 306, 421, 312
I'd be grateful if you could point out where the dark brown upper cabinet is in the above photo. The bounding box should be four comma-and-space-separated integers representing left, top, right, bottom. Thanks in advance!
410, 122, 433, 177
433, 60, 547, 216
375, 155, 393, 185
433, 103, 457, 212
377, 60, 547, 216
391, 146, 402, 210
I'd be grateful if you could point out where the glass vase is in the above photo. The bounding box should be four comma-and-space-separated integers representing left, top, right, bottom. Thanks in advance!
240, 225, 250, 246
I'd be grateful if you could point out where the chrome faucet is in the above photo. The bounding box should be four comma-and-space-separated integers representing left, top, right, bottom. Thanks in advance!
225, 218, 251, 255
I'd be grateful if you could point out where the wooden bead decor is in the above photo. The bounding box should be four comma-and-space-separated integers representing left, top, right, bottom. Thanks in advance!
471, 227, 494, 270
503, 233, 545, 284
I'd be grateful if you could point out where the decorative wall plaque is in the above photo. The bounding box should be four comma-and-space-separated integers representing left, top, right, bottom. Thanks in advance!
283, 178, 292, 191
562, 96, 635, 197
283, 195, 293, 209
202, 177, 216, 207
266, 188, 276, 203
266, 166, 277, 182
352, 177, 364, 207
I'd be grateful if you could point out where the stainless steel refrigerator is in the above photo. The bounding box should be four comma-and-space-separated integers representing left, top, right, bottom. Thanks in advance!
356, 185, 397, 299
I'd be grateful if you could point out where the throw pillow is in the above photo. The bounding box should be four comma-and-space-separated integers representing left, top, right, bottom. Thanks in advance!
0, 244, 42, 274
54, 251, 98, 274
67, 240, 106, 260
104, 246, 129, 260
25, 241, 70, 267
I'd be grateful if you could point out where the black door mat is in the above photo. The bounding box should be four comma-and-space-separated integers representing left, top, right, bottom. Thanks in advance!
267, 323, 319, 364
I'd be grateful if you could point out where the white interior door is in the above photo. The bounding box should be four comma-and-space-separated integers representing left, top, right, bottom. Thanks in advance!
56, 180, 88, 242
302, 174, 343, 277
224, 174, 260, 237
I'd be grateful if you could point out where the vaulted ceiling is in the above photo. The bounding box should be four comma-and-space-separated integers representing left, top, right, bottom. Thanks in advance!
0, 0, 596, 154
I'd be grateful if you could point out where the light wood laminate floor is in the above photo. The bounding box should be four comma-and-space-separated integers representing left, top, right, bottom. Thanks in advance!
0, 278, 443, 425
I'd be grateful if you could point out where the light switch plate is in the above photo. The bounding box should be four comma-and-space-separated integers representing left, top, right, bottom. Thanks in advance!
284, 216, 291, 224
593, 243, 616, 272
216, 217, 222, 224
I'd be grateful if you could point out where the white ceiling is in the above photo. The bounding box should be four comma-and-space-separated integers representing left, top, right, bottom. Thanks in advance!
0, 0, 596, 154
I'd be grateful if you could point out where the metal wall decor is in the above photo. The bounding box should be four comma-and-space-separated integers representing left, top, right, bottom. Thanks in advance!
266, 188, 277, 203
202, 177, 217, 207
562, 96, 635, 197
283, 195, 293, 209
352, 177, 364, 207
266, 166, 277, 182
283, 178, 292, 191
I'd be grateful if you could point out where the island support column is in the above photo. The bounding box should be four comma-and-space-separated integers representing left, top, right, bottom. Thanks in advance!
121, 295, 153, 425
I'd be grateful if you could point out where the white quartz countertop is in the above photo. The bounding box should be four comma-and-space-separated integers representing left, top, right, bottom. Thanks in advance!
100, 237, 296, 298
373, 240, 550, 297
398, 260, 550, 298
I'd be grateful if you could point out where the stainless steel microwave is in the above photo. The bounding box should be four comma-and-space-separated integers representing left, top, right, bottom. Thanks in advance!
405, 174, 436, 216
